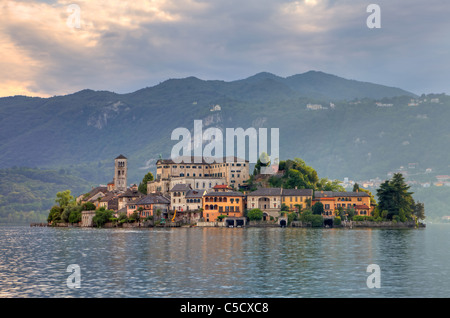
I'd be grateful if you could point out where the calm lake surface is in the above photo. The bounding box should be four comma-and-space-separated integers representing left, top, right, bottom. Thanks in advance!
0, 223, 449, 298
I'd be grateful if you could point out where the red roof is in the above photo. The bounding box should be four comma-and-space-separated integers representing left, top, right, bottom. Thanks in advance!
355, 204, 369, 209
213, 184, 231, 189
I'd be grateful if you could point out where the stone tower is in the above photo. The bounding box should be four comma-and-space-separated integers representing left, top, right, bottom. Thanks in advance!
114, 154, 127, 192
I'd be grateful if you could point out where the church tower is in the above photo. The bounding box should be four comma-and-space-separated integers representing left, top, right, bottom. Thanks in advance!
114, 154, 127, 192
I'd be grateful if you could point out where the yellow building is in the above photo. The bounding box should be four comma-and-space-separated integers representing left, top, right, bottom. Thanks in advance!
281, 188, 313, 212
202, 191, 246, 222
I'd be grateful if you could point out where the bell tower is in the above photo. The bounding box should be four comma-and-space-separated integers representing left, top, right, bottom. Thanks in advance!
114, 154, 127, 191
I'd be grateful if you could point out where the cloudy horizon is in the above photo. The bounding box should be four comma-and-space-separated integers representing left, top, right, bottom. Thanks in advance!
1, 0, 450, 98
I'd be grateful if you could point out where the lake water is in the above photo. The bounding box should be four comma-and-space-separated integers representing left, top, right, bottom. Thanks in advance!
0, 223, 449, 298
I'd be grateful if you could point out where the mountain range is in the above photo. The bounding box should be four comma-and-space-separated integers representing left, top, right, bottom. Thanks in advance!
0, 71, 421, 181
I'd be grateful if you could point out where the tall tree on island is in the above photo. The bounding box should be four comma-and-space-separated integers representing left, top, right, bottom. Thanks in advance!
376, 173, 418, 221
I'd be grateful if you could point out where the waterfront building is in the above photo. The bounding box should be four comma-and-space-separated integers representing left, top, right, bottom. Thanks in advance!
81, 210, 96, 227
202, 191, 246, 222
312, 191, 373, 217
126, 194, 170, 219
246, 187, 313, 220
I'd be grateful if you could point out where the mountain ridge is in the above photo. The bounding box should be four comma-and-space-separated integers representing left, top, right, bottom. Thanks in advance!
0, 70, 435, 185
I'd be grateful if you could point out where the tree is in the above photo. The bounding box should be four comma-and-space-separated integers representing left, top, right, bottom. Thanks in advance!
377, 173, 415, 221
68, 209, 82, 224
55, 190, 74, 208
317, 178, 346, 192
247, 208, 264, 221
269, 158, 319, 189
253, 152, 270, 175
118, 212, 128, 224
312, 201, 324, 215
93, 207, 114, 228
413, 202, 425, 220
138, 172, 154, 195
47, 205, 63, 223
281, 203, 289, 212
81, 201, 96, 211
346, 207, 356, 220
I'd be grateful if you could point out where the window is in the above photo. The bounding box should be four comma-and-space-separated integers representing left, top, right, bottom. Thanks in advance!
325, 204, 330, 209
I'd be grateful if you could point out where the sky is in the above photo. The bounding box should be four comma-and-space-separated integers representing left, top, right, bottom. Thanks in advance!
1, 0, 449, 98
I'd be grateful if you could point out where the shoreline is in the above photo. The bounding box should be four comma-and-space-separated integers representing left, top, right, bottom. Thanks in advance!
34, 220, 426, 229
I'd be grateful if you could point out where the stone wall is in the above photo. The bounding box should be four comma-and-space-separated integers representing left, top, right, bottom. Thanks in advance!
196, 221, 225, 227
346, 220, 424, 228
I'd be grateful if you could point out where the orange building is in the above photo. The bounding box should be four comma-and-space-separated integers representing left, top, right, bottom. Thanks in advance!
312, 191, 373, 217
202, 191, 246, 222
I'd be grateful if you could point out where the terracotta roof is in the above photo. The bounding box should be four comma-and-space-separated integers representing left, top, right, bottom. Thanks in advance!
213, 184, 231, 189
355, 204, 370, 209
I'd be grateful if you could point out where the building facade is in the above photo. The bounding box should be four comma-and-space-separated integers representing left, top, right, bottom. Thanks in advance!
246, 188, 313, 220
114, 154, 128, 191
149, 156, 250, 195
312, 191, 373, 217
126, 194, 170, 219
202, 191, 246, 222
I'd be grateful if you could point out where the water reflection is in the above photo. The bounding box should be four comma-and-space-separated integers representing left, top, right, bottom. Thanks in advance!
0, 225, 449, 297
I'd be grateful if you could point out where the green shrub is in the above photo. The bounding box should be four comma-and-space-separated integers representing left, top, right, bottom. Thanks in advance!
334, 216, 341, 226
300, 214, 323, 227
248, 208, 263, 221
92, 208, 114, 228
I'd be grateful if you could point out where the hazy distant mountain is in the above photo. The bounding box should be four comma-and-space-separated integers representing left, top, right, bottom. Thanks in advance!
0, 70, 438, 186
